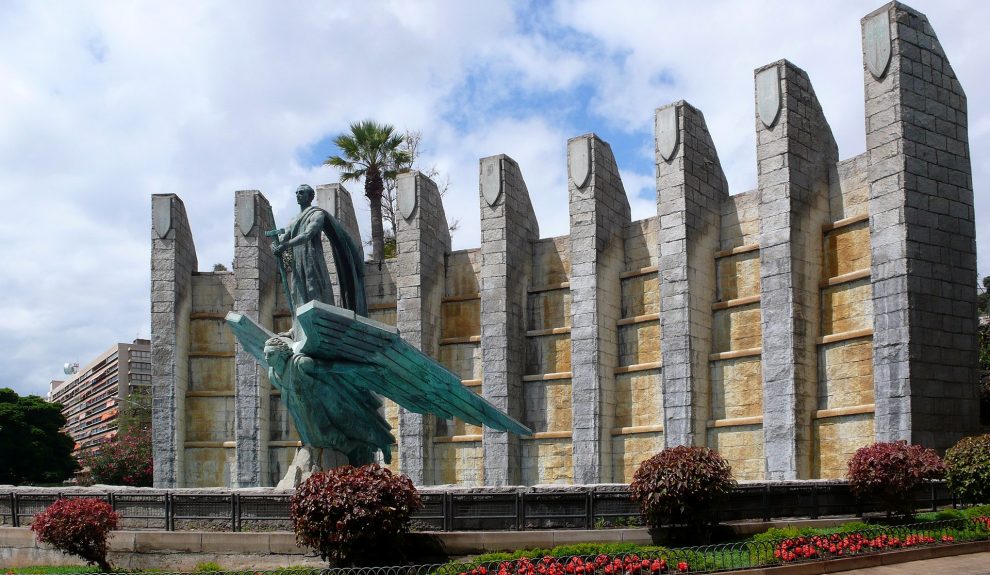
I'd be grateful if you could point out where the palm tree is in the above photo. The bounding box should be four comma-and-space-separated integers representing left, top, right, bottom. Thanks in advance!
325, 120, 411, 261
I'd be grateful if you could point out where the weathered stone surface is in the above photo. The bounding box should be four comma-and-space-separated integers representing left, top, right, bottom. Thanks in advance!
522, 437, 573, 485
395, 171, 452, 485
479, 155, 539, 485
713, 304, 762, 352
818, 339, 875, 410
707, 425, 764, 480
614, 372, 662, 428
152, 194, 197, 488
569, 134, 630, 484
756, 60, 837, 480
716, 254, 761, 301
435, 441, 484, 485
813, 414, 874, 479
864, 3, 978, 450
824, 222, 871, 278
710, 358, 763, 420
821, 280, 874, 335
657, 102, 727, 450
611, 432, 664, 483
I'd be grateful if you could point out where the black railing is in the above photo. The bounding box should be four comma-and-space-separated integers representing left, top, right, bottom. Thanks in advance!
10, 518, 987, 575
0, 481, 956, 532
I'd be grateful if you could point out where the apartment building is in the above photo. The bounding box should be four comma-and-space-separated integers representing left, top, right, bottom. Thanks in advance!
48, 338, 151, 453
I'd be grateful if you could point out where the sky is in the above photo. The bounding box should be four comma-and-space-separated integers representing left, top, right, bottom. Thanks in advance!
1, 1, 988, 398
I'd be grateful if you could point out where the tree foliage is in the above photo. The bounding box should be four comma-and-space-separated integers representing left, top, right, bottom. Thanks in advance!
379, 130, 457, 256
846, 441, 945, 519
290, 464, 421, 565
325, 121, 410, 262
31, 497, 119, 572
944, 434, 990, 505
0, 388, 78, 485
77, 390, 152, 486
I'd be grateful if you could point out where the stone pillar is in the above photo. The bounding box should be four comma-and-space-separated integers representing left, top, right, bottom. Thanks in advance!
232, 190, 277, 487
862, 3, 978, 449
656, 102, 727, 448
151, 194, 197, 488
755, 61, 836, 479
568, 134, 630, 484
395, 171, 451, 484
315, 183, 365, 304
479, 155, 539, 485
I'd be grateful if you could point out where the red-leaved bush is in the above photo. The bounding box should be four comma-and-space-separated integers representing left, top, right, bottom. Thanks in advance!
630, 446, 735, 536
290, 464, 421, 565
77, 425, 153, 487
30, 498, 119, 572
846, 441, 945, 519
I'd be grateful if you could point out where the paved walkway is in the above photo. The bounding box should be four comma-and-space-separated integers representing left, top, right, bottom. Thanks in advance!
840, 551, 990, 574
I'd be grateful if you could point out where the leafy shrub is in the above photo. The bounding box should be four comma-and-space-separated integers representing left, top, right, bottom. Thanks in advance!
289, 464, 421, 565
630, 446, 735, 538
846, 441, 945, 519
77, 424, 152, 486
944, 434, 990, 505
962, 504, 990, 519
194, 562, 223, 572
30, 498, 119, 572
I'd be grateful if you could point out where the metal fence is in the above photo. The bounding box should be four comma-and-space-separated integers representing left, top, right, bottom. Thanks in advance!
19, 518, 987, 575
0, 481, 956, 532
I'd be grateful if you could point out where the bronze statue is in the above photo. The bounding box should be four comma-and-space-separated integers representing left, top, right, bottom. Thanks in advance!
227, 184, 530, 471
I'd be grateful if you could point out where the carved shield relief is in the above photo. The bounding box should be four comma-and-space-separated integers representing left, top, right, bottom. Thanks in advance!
864, 10, 892, 79
756, 65, 781, 128
236, 193, 256, 236
152, 195, 172, 239
656, 106, 679, 162
397, 175, 417, 221
567, 137, 591, 189
481, 157, 502, 207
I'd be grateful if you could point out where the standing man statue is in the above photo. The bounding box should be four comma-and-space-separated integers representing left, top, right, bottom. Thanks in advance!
271, 184, 367, 316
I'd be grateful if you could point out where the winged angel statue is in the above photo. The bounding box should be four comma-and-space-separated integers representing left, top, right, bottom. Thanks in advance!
226, 185, 530, 471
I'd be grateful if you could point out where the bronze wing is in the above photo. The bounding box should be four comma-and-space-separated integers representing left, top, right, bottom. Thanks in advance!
294, 300, 532, 437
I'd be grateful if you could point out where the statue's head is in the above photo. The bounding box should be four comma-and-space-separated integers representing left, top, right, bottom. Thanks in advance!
296, 184, 315, 207
263, 336, 292, 369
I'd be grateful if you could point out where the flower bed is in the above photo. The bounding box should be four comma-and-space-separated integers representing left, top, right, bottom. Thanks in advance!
453, 517, 990, 575
773, 532, 955, 562
462, 554, 691, 575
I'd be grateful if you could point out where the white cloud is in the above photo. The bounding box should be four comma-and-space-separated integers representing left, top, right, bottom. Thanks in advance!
0, 0, 987, 396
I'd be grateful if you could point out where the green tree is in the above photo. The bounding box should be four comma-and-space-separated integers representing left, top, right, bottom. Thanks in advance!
380, 130, 457, 258
0, 388, 78, 484
77, 390, 152, 486
325, 121, 411, 262
978, 276, 990, 317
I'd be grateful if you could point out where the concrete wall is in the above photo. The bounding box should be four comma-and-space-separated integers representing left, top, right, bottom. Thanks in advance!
152, 1, 977, 487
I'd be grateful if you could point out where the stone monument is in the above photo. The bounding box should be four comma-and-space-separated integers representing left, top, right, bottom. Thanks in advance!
151, 1, 978, 488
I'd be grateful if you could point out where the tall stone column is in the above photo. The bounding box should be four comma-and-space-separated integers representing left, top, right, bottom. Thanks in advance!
755, 61, 836, 479
479, 155, 539, 485
568, 134, 630, 484
657, 102, 727, 449
232, 190, 277, 487
395, 171, 451, 484
862, 3, 978, 449
151, 194, 197, 488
